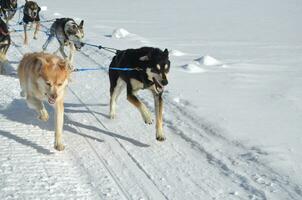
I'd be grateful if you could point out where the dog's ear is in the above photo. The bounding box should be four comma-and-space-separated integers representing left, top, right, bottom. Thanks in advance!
79, 20, 84, 28
36, 56, 47, 74
25, 0, 28, 2
58, 59, 72, 73
163, 48, 169, 58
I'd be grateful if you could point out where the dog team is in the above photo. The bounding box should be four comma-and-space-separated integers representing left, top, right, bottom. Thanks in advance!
0, 0, 170, 151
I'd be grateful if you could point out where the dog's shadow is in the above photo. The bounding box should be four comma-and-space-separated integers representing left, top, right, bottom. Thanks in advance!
0, 60, 17, 76
0, 99, 149, 154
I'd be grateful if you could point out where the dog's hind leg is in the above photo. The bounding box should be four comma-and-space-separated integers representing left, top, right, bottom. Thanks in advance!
26, 96, 49, 121
127, 87, 153, 124
109, 77, 125, 119
54, 98, 65, 151
153, 91, 165, 141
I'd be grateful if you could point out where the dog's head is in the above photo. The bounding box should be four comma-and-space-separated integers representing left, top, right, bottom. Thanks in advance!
36, 55, 71, 104
64, 20, 84, 50
24, 0, 40, 19
139, 48, 170, 94
9, 0, 17, 8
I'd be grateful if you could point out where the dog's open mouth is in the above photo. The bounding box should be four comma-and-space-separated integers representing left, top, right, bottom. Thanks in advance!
48, 97, 56, 104
153, 77, 164, 94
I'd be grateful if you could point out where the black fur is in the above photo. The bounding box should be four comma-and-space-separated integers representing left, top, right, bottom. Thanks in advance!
109, 47, 170, 95
0, 0, 17, 22
0, 17, 10, 55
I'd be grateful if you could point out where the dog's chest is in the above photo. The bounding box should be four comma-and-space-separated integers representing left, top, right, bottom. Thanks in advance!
130, 78, 144, 91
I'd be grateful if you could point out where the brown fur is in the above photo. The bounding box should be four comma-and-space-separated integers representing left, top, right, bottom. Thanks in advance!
18, 52, 71, 151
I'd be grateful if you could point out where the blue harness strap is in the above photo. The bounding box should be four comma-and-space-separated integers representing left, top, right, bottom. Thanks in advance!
73, 67, 142, 72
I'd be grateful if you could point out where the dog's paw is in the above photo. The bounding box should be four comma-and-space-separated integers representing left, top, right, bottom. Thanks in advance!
143, 114, 153, 124
38, 110, 49, 122
54, 143, 65, 151
109, 112, 116, 119
156, 134, 166, 142
20, 91, 26, 97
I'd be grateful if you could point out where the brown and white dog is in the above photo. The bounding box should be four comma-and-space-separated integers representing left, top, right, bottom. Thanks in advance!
18, 52, 71, 151
22, 0, 41, 45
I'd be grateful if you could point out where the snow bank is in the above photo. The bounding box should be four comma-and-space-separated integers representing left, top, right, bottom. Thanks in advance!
40, 6, 48, 11
181, 63, 206, 73
169, 49, 186, 57
53, 12, 62, 16
195, 55, 222, 66
112, 28, 131, 39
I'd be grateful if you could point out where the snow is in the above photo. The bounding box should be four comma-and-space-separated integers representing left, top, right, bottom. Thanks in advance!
1, 0, 302, 199
111, 28, 131, 39
169, 49, 186, 57
195, 55, 222, 66
181, 63, 206, 73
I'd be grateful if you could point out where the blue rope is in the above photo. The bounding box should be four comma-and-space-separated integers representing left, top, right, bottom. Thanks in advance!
74, 67, 141, 72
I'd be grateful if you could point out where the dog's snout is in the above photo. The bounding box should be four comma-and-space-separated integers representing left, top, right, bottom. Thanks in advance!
161, 79, 168, 86
50, 94, 57, 100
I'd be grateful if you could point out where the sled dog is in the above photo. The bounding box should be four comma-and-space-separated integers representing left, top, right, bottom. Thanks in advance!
23, 0, 41, 45
42, 18, 84, 66
109, 47, 170, 141
0, 0, 18, 23
18, 52, 71, 151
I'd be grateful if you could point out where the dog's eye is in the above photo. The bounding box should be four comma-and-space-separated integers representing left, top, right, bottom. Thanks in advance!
58, 83, 63, 87
46, 82, 51, 86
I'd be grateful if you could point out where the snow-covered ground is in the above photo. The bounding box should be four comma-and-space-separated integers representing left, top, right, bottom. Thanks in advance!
0, 0, 302, 199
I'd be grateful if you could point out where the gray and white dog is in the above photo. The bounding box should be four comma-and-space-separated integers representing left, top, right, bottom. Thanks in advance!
42, 18, 84, 66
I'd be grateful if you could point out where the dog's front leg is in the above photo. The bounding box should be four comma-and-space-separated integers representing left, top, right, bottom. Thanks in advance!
68, 42, 76, 65
23, 24, 28, 45
54, 98, 65, 151
33, 21, 40, 40
127, 90, 153, 124
26, 95, 49, 121
42, 35, 54, 51
153, 92, 165, 141
58, 44, 67, 59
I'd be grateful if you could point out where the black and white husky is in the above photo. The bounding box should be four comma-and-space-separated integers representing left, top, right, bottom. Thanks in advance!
0, 17, 10, 57
42, 18, 84, 65
109, 47, 170, 141
0, 0, 18, 23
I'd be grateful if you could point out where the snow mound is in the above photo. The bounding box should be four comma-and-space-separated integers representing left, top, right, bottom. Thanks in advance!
181, 63, 206, 73
53, 12, 62, 16
169, 49, 186, 57
112, 28, 130, 39
195, 55, 222, 66
40, 6, 47, 11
